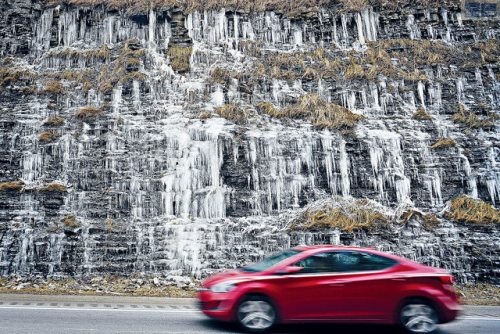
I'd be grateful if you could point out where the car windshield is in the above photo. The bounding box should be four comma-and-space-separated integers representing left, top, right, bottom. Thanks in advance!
241, 249, 302, 273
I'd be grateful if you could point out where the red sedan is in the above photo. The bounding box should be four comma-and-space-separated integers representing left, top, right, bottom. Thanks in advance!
198, 245, 460, 333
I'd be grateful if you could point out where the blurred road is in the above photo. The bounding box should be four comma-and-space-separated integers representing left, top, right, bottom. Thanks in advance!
0, 294, 499, 334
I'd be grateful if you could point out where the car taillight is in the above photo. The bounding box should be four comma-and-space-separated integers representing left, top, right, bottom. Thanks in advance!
439, 274, 454, 285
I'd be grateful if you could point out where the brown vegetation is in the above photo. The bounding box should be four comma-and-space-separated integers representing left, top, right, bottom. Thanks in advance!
46, 45, 111, 61
297, 199, 388, 232
452, 105, 494, 129
0, 181, 25, 192
43, 116, 65, 126
75, 106, 103, 119
39, 130, 59, 142
38, 182, 67, 193
167, 45, 192, 73
42, 80, 64, 94
431, 138, 456, 149
215, 104, 248, 123
63, 215, 79, 228
46, 1, 460, 16
401, 210, 441, 230
445, 195, 499, 225
412, 108, 433, 121
268, 93, 363, 130
0, 67, 37, 87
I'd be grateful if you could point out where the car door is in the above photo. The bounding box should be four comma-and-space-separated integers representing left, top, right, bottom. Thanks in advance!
323, 251, 399, 320
274, 251, 348, 321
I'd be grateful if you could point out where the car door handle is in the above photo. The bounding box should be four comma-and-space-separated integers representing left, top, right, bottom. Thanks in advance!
390, 278, 406, 282
327, 280, 347, 286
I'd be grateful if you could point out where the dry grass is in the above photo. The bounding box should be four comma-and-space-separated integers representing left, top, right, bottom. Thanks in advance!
39, 130, 59, 142
46, 45, 111, 61
271, 94, 363, 130
42, 80, 64, 94
431, 138, 456, 149
457, 284, 500, 306
46, 1, 463, 16
401, 210, 441, 230
197, 111, 212, 119
445, 195, 499, 225
0, 181, 25, 191
256, 102, 278, 116
75, 106, 103, 119
0, 67, 37, 86
167, 45, 192, 73
215, 104, 248, 123
38, 182, 67, 193
413, 108, 433, 121
63, 215, 79, 228
298, 199, 389, 232
43, 116, 65, 126
0, 276, 197, 298
452, 106, 494, 129
210, 67, 237, 86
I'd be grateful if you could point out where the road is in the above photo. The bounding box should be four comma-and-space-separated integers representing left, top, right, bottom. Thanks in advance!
0, 294, 499, 334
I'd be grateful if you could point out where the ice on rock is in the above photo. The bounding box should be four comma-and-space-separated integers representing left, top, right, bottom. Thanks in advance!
0, 3, 498, 284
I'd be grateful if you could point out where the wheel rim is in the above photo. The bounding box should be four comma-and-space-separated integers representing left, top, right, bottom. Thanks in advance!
238, 300, 275, 330
401, 304, 438, 333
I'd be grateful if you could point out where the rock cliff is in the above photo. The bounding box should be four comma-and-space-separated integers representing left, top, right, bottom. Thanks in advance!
0, 0, 499, 283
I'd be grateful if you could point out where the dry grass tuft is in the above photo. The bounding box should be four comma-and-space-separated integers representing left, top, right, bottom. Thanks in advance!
42, 80, 64, 94
431, 138, 456, 149
0, 181, 25, 192
457, 284, 500, 306
401, 210, 441, 230
38, 182, 67, 193
75, 106, 103, 119
271, 93, 363, 130
215, 104, 248, 123
105, 218, 114, 231
445, 195, 499, 225
298, 199, 388, 232
63, 215, 79, 228
452, 106, 494, 129
256, 102, 279, 116
167, 45, 192, 73
413, 108, 433, 121
39, 130, 59, 142
43, 116, 65, 126
197, 111, 212, 119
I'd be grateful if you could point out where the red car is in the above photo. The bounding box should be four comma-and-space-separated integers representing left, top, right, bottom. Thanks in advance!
198, 245, 460, 333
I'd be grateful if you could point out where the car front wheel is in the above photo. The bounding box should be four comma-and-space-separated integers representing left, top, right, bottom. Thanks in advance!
400, 301, 439, 334
236, 295, 276, 333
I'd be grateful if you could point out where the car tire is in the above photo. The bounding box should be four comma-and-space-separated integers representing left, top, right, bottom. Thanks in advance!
236, 295, 277, 333
399, 299, 439, 334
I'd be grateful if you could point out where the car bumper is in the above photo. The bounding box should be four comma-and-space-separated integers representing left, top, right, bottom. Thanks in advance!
437, 295, 462, 323
197, 290, 237, 322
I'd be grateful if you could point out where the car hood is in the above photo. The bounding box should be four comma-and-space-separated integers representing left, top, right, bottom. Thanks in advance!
201, 269, 261, 288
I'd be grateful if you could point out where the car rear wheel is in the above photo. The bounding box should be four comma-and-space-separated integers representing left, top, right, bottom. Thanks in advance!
400, 301, 439, 334
237, 295, 276, 333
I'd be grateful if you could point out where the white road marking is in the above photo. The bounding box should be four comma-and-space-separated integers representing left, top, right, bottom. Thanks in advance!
459, 316, 500, 321
0, 306, 199, 313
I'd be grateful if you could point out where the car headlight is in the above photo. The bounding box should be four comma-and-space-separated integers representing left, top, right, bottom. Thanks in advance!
210, 281, 238, 293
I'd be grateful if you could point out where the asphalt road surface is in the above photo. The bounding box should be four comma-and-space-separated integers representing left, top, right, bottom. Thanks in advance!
0, 294, 499, 334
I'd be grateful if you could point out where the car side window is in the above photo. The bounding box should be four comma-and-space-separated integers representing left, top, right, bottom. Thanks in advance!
295, 252, 336, 274
331, 252, 397, 272
356, 252, 397, 271
294, 251, 397, 274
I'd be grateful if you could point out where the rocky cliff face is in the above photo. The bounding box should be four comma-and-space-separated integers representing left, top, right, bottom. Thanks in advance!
0, 0, 498, 284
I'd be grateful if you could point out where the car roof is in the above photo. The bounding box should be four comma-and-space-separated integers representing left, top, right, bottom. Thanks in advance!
293, 245, 374, 251
291, 245, 412, 264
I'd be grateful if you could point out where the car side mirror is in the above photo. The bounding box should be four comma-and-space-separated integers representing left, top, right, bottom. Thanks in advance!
277, 265, 303, 275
